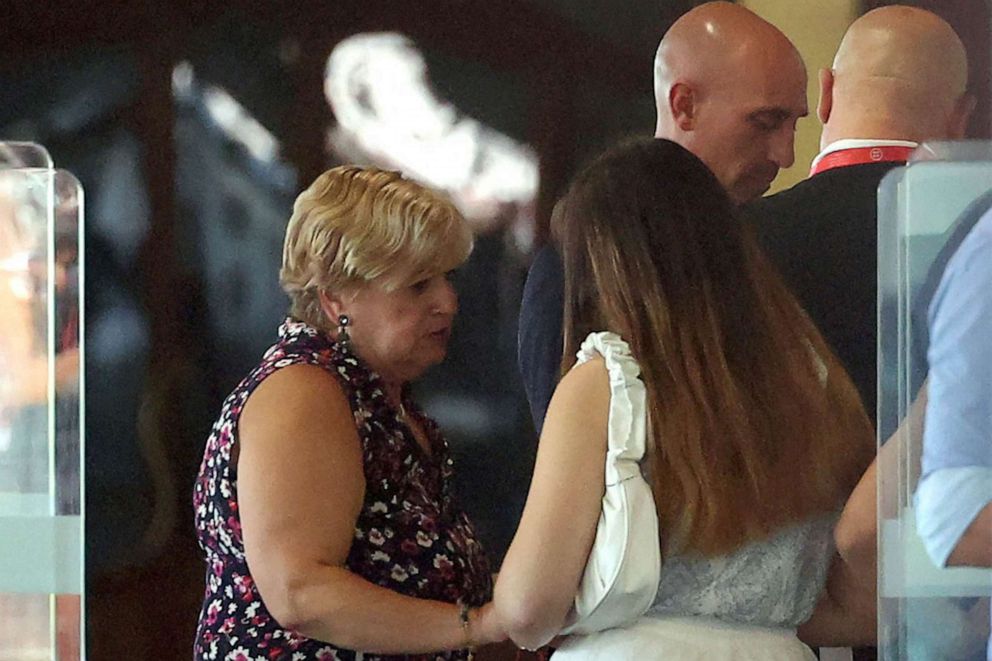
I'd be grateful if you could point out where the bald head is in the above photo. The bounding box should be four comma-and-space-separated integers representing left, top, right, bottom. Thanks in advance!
819, 6, 972, 147
654, 2, 803, 112
654, 2, 808, 204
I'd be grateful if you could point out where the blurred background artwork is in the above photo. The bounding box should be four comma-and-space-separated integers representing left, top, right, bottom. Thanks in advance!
1, 1, 989, 658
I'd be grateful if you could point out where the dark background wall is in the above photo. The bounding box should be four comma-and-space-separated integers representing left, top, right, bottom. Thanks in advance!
2, 2, 989, 659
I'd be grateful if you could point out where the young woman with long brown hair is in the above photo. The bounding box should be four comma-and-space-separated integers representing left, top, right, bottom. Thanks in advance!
493, 138, 877, 659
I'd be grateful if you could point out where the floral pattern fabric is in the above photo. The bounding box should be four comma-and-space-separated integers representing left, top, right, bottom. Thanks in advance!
193, 318, 492, 660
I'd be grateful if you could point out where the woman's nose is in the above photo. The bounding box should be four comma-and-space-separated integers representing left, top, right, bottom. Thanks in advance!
434, 279, 458, 316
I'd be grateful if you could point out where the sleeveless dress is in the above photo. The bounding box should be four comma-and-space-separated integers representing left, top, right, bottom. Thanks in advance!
554, 332, 834, 660
192, 318, 492, 660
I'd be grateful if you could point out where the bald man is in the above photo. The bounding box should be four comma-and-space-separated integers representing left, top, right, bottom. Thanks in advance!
750, 5, 973, 422
518, 2, 808, 434
654, 1, 808, 204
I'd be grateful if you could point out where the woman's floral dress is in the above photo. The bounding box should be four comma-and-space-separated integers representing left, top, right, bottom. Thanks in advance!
193, 318, 492, 660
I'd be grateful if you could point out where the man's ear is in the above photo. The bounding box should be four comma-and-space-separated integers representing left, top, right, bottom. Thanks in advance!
669, 82, 698, 131
947, 93, 976, 139
817, 68, 834, 125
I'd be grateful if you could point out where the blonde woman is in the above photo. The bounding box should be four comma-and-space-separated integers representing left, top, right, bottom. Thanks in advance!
193, 166, 503, 660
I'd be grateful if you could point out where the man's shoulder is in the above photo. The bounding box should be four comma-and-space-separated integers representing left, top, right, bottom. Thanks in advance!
941, 204, 992, 291
747, 162, 898, 233
744, 177, 826, 240
520, 243, 564, 321
523, 243, 564, 296
528, 243, 562, 277
754, 163, 891, 210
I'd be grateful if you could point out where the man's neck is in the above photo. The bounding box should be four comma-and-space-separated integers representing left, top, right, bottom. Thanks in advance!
820, 120, 928, 151
818, 137, 919, 153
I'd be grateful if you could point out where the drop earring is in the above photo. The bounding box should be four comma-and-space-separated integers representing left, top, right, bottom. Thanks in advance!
337, 314, 351, 346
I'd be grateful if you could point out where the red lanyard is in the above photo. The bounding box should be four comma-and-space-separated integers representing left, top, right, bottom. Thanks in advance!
810, 145, 915, 177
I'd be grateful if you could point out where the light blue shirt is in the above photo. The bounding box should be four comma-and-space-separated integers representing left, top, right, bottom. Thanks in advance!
915, 206, 992, 569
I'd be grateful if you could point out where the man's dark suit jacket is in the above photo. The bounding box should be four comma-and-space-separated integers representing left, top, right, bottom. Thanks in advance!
517, 244, 564, 436
748, 161, 901, 425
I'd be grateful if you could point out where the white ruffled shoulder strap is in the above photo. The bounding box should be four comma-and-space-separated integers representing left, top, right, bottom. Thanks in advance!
575, 331, 649, 482
561, 331, 661, 635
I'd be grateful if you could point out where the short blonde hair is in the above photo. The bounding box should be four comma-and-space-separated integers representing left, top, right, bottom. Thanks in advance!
280, 166, 473, 330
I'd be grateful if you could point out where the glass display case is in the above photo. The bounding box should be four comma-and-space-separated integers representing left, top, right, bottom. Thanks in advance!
0, 142, 53, 170
0, 144, 84, 660
877, 142, 992, 660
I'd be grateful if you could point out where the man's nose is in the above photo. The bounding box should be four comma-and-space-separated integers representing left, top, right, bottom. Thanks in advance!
770, 128, 797, 169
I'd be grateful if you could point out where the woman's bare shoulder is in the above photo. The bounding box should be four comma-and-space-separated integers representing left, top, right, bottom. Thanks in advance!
554, 356, 609, 405
543, 356, 610, 446
241, 364, 358, 449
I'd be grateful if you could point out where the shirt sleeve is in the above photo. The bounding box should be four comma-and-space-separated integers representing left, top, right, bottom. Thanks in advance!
915, 467, 992, 567
517, 244, 565, 436
915, 210, 992, 567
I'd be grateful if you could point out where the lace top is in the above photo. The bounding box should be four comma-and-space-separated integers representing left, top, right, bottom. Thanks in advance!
647, 516, 835, 628
193, 318, 492, 660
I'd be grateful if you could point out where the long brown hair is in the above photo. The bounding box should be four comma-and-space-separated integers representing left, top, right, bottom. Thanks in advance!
555, 138, 873, 556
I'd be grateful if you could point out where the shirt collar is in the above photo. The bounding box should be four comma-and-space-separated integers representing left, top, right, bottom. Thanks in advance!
810, 139, 920, 174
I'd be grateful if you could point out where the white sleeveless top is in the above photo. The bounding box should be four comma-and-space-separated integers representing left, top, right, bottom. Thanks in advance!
557, 331, 835, 659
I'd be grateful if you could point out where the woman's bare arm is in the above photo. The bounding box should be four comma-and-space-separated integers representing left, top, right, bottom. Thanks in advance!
835, 384, 928, 579
238, 365, 503, 653
797, 553, 876, 647
494, 358, 611, 650
807, 386, 929, 647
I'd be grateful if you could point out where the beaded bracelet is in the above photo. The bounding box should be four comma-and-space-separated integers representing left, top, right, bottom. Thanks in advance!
457, 600, 476, 660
